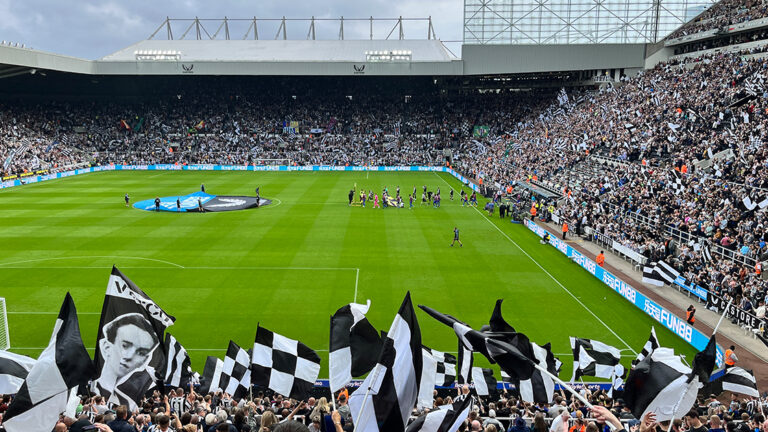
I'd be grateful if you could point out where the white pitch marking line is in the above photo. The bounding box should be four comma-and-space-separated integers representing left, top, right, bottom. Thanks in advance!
0, 265, 358, 271
7, 312, 101, 315
10, 347, 332, 352
432, 172, 636, 354
354, 268, 360, 303
0, 256, 185, 269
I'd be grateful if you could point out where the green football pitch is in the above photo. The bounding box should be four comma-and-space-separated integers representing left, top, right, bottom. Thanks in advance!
0, 170, 697, 381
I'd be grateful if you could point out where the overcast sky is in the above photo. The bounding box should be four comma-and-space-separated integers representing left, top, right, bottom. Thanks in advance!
0, 0, 464, 59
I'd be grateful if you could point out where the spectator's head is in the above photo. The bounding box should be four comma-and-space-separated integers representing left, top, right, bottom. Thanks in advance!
216, 410, 228, 423
157, 415, 170, 428
115, 405, 128, 419
205, 413, 217, 426
471, 420, 483, 431
488, 409, 496, 418
273, 421, 311, 432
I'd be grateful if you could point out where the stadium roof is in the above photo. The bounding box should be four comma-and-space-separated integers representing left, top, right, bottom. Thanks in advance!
101, 39, 458, 63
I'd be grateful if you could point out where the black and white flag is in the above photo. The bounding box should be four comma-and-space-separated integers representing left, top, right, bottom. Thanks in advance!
642, 262, 665, 287
329, 300, 382, 393
418, 305, 492, 359
622, 347, 698, 422
419, 348, 439, 409
456, 345, 473, 385
220, 341, 252, 400
0, 351, 36, 395
349, 292, 422, 432
199, 356, 224, 394
670, 170, 686, 195
488, 299, 515, 333
471, 367, 497, 396
570, 337, 623, 381
655, 261, 680, 284
2, 293, 94, 432
251, 325, 321, 400
423, 347, 456, 387
164, 334, 193, 388
406, 397, 472, 432
634, 327, 660, 365
701, 242, 713, 263
643, 261, 679, 286
484, 335, 537, 383
518, 342, 561, 404
93, 266, 175, 410
719, 367, 759, 397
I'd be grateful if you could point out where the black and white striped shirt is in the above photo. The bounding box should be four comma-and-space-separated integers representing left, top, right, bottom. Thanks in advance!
170, 396, 191, 414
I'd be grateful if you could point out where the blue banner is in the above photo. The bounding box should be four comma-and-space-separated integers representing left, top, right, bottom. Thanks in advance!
524, 219, 724, 367
673, 276, 708, 301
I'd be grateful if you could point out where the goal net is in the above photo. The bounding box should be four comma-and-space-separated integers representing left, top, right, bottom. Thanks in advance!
0, 298, 8, 350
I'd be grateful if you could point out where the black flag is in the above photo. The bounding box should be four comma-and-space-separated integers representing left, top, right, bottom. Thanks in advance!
489, 299, 515, 333
93, 266, 175, 410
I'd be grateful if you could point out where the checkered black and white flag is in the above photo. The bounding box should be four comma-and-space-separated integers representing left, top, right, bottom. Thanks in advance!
0, 351, 36, 395
349, 292, 422, 432
164, 333, 193, 388
2, 293, 94, 432
424, 347, 456, 387
570, 337, 623, 381
251, 325, 321, 400
220, 341, 251, 400
670, 170, 686, 195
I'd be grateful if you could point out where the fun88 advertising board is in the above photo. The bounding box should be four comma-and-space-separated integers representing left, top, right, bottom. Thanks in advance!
524, 219, 723, 366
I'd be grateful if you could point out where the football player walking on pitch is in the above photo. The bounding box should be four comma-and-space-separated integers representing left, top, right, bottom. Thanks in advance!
451, 227, 463, 247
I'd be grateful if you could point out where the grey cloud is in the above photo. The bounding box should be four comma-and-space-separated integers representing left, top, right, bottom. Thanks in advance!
1, 0, 462, 59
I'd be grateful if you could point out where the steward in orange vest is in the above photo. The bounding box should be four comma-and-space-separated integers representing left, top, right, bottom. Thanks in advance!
596, 251, 605, 267
685, 305, 696, 325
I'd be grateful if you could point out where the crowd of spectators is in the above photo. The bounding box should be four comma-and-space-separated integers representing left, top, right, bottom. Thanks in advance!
667, 0, 768, 40
453, 46, 768, 323
1, 382, 767, 432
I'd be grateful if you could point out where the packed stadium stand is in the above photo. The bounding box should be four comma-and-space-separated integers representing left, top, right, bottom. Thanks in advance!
1, 1, 768, 432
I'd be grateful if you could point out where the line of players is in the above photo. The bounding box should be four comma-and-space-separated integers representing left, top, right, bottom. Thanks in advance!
347, 185, 478, 208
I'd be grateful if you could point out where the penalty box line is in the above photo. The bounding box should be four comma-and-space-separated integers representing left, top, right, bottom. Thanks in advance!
432, 172, 636, 355
5, 265, 361, 311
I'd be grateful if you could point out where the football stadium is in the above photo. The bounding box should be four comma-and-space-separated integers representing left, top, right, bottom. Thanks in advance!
0, 1, 767, 431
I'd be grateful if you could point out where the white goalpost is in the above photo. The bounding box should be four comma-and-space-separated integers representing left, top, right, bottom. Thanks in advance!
0, 298, 9, 350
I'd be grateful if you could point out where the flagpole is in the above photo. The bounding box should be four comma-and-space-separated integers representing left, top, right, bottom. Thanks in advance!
712, 299, 732, 336
531, 362, 592, 409
352, 365, 383, 432
328, 315, 338, 412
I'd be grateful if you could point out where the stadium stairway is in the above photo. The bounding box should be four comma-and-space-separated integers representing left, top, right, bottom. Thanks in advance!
538, 220, 768, 376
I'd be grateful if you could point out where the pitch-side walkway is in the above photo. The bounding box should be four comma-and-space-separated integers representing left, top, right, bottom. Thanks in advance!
538, 220, 768, 384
